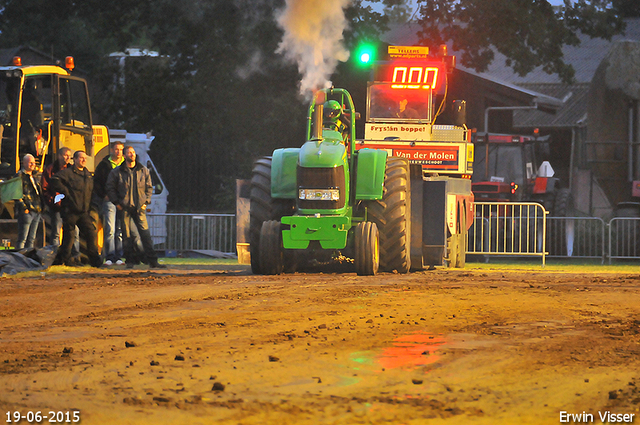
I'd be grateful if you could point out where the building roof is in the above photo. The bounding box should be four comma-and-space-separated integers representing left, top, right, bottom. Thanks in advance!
0, 45, 87, 77
0, 45, 58, 66
384, 18, 640, 84
383, 18, 640, 128
0, 47, 22, 65
513, 83, 590, 129
477, 21, 640, 85
455, 66, 564, 113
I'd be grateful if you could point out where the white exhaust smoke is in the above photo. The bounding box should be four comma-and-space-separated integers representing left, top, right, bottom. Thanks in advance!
275, 0, 351, 98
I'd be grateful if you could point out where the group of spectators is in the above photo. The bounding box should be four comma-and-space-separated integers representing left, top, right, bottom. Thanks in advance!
14, 142, 165, 269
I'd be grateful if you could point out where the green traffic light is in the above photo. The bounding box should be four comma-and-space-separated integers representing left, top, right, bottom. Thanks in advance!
355, 43, 376, 66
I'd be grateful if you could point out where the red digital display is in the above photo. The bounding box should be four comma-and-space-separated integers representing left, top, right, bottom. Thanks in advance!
391, 66, 439, 89
374, 62, 444, 90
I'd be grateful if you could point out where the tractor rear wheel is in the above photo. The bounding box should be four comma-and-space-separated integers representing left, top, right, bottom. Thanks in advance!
259, 220, 284, 275
355, 221, 379, 276
552, 188, 573, 218
549, 188, 574, 256
249, 157, 293, 274
368, 157, 411, 273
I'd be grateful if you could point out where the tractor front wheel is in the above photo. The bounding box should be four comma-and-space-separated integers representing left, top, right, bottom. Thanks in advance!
355, 221, 379, 276
259, 220, 284, 275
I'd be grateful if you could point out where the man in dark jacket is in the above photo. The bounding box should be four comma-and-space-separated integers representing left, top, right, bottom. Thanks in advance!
51, 150, 101, 267
93, 141, 125, 265
15, 154, 43, 249
106, 146, 165, 269
41, 147, 79, 257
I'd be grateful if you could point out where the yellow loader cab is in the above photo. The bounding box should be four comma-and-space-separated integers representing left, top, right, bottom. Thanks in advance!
0, 56, 110, 216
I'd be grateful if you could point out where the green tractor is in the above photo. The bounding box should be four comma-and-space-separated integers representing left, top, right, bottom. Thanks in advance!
249, 88, 411, 275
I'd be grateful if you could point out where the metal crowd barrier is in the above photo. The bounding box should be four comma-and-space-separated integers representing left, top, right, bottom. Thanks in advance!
608, 217, 640, 263
142, 212, 638, 262
547, 216, 606, 263
467, 208, 613, 264
147, 213, 236, 255
468, 202, 547, 266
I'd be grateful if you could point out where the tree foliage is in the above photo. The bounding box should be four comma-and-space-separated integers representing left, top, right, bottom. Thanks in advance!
612, 0, 640, 18
415, 0, 626, 82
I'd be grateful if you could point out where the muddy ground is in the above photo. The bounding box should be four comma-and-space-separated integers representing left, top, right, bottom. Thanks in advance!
0, 263, 639, 425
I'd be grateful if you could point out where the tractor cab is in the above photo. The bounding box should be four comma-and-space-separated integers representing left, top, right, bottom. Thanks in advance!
367, 83, 433, 122
310, 90, 358, 151
0, 58, 98, 180
472, 133, 553, 203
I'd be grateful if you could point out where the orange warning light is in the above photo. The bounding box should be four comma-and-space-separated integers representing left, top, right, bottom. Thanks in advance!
65, 56, 75, 71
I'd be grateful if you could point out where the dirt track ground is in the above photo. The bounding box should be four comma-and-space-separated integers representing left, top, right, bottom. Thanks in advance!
0, 262, 639, 424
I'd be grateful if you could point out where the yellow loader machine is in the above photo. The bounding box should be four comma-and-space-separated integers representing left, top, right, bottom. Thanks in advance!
0, 56, 110, 244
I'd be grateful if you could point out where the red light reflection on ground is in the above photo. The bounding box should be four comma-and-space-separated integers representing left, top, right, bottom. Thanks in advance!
377, 333, 446, 370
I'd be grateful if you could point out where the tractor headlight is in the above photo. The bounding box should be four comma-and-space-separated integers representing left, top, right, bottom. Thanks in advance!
299, 188, 340, 201
297, 165, 345, 209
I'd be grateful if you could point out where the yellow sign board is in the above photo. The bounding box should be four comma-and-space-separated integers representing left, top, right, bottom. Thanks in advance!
388, 46, 429, 59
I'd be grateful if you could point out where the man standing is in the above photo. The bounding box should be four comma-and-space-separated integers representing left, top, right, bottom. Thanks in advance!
15, 154, 43, 249
106, 146, 165, 269
41, 147, 79, 257
51, 151, 101, 267
93, 141, 125, 265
